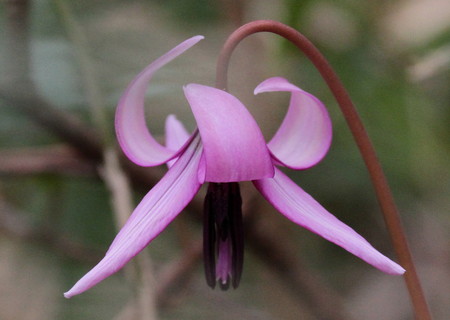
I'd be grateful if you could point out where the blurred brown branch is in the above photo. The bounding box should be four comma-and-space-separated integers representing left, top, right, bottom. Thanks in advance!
0, 145, 95, 176
156, 239, 203, 309
101, 148, 158, 320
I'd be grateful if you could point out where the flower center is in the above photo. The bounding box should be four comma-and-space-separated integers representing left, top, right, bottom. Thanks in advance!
203, 182, 244, 290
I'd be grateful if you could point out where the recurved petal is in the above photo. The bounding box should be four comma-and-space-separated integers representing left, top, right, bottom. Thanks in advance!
184, 84, 274, 183
165, 115, 192, 168
64, 135, 203, 298
253, 168, 405, 275
254, 77, 332, 170
115, 36, 204, 167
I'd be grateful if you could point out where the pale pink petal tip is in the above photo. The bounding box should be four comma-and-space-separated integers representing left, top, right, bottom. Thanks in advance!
254, 76, 300, 95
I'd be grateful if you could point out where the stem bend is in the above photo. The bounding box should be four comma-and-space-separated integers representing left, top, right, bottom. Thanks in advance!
216, 20, 431, 320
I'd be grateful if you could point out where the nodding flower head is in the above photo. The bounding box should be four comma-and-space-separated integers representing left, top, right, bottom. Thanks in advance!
64, 36, 404, 298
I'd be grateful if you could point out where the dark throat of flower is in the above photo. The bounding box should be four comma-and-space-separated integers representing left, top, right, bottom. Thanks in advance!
203, 182, 244, 290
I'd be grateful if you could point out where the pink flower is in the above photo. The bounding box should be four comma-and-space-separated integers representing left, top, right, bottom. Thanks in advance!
64, 36, 404, 298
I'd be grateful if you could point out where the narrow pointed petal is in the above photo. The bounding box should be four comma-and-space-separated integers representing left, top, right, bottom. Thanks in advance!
253, 168, 405, 275
165, 115, 191, 151
184, 84, 274, 182
64, 135, 203, 298
115, 36, 204, 166
165, 115, 191, 168
254, 77, 332, 170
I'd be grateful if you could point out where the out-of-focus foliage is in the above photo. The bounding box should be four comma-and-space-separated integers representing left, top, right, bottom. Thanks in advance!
0, 0, 448, 319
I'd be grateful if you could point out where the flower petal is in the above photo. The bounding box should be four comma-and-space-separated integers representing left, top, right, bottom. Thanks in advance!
165, 115, 191, 168
254, 77, 332, 169
184, 84, 274, 182
165, 115, 191, 151
115, 36, 204, 166
253, 168, 405, 275
64, 135, 203, 298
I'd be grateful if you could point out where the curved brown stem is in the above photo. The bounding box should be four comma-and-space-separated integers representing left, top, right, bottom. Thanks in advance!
216, 20, 431, 320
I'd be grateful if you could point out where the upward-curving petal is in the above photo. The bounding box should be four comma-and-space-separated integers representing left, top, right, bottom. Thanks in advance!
254, 77, 332, 170
184, 84, 274, 183
165, 115, 191, 152
253, 168, 405, 275
115, 36, 204, 166
64, 135, 203, 298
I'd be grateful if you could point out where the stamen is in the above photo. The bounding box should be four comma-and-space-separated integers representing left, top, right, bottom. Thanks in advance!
203, 182, 243, 290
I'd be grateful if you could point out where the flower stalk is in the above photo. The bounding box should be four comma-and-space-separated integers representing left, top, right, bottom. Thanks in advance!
215, 20, 430, 319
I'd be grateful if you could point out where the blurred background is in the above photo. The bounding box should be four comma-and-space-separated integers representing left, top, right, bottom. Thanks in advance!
0, 0, 449, 319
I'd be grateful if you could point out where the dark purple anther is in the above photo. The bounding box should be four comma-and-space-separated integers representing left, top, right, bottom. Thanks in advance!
203, 182, 244, 290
